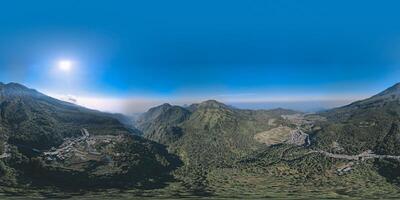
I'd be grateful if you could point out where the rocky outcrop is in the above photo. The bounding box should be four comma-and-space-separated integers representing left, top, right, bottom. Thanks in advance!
286, 129, 310, 146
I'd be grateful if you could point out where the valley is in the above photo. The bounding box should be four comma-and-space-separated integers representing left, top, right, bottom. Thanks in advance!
2, 1, 399, 199
1, 82, 400, 199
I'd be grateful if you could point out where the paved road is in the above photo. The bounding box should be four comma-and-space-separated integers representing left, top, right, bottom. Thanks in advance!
310, 150, 400, 161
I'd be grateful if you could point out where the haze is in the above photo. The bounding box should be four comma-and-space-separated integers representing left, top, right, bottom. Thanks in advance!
1, 0, 400, 114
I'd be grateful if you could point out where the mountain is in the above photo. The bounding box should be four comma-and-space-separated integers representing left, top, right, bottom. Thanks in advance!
137, 100, 299, 164
323, 82, 400, 121
144, 82, 400, 195
283, 82, 400, 191
312, 82, 400, 154
4, 82, 400, 198
376, 121, 400, 155
185, 83, 400, 196
0, 82, 128, 149
136, 103, 191, 143
136, 99, 300, 190
0, 82, 179, 188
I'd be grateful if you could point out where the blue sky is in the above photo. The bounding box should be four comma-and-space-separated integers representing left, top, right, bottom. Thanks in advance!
1, 0, 400, 113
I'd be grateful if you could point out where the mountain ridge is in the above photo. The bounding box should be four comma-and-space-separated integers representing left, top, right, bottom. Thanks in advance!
3, 81, 400, 197
0, 82, 179, 189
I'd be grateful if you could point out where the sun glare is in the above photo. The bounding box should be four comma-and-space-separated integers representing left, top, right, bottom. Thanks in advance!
58, 60, 72, 72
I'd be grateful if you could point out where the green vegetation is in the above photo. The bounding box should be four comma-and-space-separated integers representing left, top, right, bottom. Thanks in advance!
0, 82, 179, 191
137, 100, 298, 192
136, 103, 190, 144
3, 82, 400, 199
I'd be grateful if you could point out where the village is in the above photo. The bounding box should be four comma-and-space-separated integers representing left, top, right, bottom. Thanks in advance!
42, 128, 120, 165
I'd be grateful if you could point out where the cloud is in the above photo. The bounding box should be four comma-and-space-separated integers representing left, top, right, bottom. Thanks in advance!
58, 95, 77, 104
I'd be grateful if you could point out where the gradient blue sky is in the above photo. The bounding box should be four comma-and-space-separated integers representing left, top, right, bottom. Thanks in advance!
1, 0, 400, 113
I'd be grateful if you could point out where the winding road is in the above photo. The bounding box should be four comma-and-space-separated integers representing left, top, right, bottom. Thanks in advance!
310, 150, 400, 161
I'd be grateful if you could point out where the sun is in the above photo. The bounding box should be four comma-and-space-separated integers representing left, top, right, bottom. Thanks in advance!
58, 60, 73, 72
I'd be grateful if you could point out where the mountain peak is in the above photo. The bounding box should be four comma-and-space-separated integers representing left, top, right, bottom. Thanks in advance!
198, 100, 229, 109
4, 82, 29, 89
376, 82, 400, 96
0, 82, 41, 98
161, 103, 172, 107
146, 103, 172, 111
324, 82, 400, 119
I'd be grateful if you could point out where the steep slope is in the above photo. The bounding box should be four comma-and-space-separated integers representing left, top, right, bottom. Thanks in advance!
313, 82, 400, 154
376, 121, 400, 155
136, 103, 191, 144
302, 82, 400, 188
137, 100, 298, 167
200, 83, 400, 196
323, 82, 400, 121
0, 83, 131, 150
136, 100, 300, 191
0, 82, 179, 189
176, 100, 286, 167
193, 83, 400, 196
